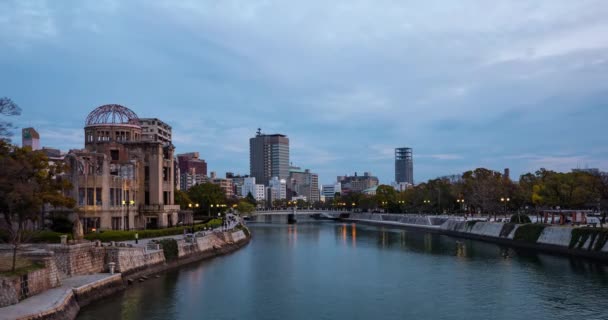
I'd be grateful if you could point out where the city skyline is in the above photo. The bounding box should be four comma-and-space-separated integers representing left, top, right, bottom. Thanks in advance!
2, 1, 608, 184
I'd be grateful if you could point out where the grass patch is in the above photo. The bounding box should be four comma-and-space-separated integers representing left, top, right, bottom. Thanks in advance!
0, 257, 45, 277
84, 219, 223, 242
513, 224, 546, 243
570, 228, 608, 251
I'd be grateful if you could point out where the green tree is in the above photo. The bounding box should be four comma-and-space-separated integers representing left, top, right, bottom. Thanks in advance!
187, 183, 227, 216
245, 192, 257, 206
237, 200, 255, 215
174, 189, 192, 209
0, 142, 75, 272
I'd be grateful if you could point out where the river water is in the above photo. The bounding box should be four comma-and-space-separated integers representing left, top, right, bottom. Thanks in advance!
78, 222, 608, 320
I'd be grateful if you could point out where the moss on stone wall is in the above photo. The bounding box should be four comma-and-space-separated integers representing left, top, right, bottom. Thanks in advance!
159, 239, 178, 262
570, 228, 608, 251
513, 224, 546, 243
499, 224, 516, 238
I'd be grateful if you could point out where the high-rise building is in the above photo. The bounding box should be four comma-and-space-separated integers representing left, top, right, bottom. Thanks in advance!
22, 127, 40, 150
177, 152, 208, 190
395, 147, 413, 184
250, 129, 289, 185
289, 166, 320, 203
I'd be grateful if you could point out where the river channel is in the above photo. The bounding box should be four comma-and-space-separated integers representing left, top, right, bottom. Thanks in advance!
78, 222, 608, 320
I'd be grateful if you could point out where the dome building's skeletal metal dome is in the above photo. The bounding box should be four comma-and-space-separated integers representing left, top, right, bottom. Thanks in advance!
85, 104, 140, 126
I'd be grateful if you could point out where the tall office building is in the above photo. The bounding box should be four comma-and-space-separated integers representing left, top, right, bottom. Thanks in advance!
395, 147, 413, 184
289, 166, 320, 203
249, 129, 289, 185
22, 127, 40, 150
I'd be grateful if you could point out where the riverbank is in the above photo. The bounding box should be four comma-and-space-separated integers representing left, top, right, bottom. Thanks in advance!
344, 213, 608, 262
0, 226, 251, 320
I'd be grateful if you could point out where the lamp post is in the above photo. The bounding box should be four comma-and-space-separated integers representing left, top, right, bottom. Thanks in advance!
423, 200, 431, 214
121, 199, 135, 230
398, 200, 405, 213
501, 197, 510, 220
188, 203, 198, 232
456, 199, 465, 216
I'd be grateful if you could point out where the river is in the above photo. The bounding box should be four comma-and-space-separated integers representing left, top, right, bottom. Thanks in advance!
78, 222, 608, 320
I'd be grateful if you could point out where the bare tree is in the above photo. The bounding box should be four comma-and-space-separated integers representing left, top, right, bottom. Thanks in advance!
0, 97, 21, 140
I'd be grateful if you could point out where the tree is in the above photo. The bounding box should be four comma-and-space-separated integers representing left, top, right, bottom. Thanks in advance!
237, 200, 255, 215
174, 189, 192, 209
0, 97, 21, 140
187, 183, 227, 216
0, 142, 75, 272
245, 192, 257, 206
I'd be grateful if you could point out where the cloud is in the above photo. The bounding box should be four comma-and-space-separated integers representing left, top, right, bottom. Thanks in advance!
1, 0, 608, 184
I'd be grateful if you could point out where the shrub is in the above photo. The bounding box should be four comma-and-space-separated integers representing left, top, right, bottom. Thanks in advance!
159, 239, 178, 261
84, 219, 225, 242
509, 214, 531, 224
50, 216, 74, 233
570, 228, 608, 251
513, 224, 546, 243
29, 231, 67, 243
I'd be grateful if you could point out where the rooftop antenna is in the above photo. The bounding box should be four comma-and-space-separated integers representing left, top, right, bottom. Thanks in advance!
256, 128, 262, 136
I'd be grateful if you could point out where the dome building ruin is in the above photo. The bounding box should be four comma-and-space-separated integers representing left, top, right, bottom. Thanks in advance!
64, 104, 179, 231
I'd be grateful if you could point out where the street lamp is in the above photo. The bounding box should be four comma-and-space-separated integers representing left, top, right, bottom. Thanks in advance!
501, 197, 510, 219
122, 199, 135, 230
456, 199, 465, 216
397, 200, 405, 213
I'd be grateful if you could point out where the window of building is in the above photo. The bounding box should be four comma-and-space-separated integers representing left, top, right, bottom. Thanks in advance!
87, 188, 94, 206
145, 191, 150, 205
145, 166, 150, 181
96, 188, 102, 206
111, 150, 119, 161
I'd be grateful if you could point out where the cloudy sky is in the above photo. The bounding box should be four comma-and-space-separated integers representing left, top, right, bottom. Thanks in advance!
1, 0, 607, 184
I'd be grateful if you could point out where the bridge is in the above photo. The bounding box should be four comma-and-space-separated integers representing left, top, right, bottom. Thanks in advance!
248, 209, 348, 223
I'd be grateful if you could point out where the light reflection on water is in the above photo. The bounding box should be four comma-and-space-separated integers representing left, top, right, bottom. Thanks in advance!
78, 222, 608, 320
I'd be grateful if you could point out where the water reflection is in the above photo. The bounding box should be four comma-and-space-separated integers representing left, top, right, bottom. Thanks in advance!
78, 222, 608, 320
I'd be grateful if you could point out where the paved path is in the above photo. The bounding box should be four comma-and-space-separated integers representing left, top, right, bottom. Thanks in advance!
0, 274, 116, 320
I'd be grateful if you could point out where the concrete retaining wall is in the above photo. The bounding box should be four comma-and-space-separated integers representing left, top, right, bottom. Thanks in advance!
537, 227, 572, 247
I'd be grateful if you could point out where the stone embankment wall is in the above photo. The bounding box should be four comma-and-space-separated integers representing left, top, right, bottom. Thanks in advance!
0, 253, 61, 307
1, 226, 251, 319
46, 243, 106, 277
106, 246, 165, 274
348, 213, 608, 260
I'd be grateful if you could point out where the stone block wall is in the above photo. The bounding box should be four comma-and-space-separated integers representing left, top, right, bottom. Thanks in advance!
49, 243, 106, 277
0, 276, 19, 307
0, 254, 61, 307
106, 246, 165, 273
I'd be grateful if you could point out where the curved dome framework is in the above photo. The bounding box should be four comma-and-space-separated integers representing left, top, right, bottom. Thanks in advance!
85, 104, 140, 126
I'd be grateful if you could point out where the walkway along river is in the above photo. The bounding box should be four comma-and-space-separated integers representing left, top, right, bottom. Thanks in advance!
78, 222, 608, 320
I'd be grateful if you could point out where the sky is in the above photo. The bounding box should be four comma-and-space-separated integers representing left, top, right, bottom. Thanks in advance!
1, 0, 607, 185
